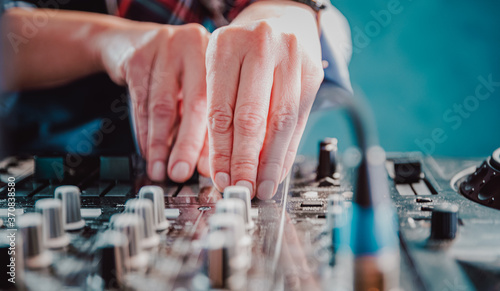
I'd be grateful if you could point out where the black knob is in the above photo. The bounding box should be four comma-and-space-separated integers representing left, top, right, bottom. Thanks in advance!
430, 204, 459, 240
317, 138, 338, 180
460, 147, 500, 210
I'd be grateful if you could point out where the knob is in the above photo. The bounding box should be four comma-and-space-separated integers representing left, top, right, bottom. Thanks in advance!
138, 186, 170, 231
17, 213, 52, 269
223, 186, 254, 229
0, 230, 24, 290
215, 198, 247, 227
207, 213, 249, 290
125, 199, 160, 249
54, 185, 85, 230
460, 148, 500, 210
430, 204, 459, 240
110, 213, 148, 270
35, 198, 70, 249
96, 230, 130, 289
317, 138, 338, 181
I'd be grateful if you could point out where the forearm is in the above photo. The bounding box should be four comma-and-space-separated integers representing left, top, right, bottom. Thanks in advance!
1, 8, 124, 91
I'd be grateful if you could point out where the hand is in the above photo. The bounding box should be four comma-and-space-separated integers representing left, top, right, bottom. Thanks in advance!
206, 1, 324, 199
96, 21, 211, 182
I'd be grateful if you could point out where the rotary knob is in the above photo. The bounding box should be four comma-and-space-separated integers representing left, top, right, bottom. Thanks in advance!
125, 199, 160, 249
460, 148, 500, 209
35, 199, 70, 249
17, 213, 52, 269
96, 230, 130, 289
430, 204, 459, 241
138, 186, 170, 231
54, 186, 85, 231
110, 213, 148, 270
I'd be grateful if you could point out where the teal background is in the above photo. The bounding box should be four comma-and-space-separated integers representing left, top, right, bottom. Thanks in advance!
300, 0, 500, 158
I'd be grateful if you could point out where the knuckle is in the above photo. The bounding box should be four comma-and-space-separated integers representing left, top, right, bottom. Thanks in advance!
174, 139, 199, 154
151, 100, 176, 117
211, 152, 231, 164
232, 157, 258, 174
187, 97, 207, 115
234, 105, 266, 135
208, 108, 233, 134
269, 109, 298, 133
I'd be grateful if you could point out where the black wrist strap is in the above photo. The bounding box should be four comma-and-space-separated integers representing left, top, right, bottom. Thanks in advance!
290, 0, 326, 12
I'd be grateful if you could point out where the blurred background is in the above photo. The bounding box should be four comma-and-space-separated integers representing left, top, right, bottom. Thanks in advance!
301, 0, 500, 158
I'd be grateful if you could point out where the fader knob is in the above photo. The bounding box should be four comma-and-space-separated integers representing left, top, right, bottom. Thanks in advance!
223, 186, 254, 229
17, 213, 52, 269
54, 185, 85, 230
317, 138, 338, 181
125, 199, 160, 249
430, 204, 459, 240
96, 230, 130, 289
138, 186, 170, 231
110, 213, 148, 270
35, 198, 70, 249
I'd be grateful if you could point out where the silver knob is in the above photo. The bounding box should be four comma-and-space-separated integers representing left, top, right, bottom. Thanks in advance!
207, 213, 249, 290
35, 198, 70, 249
96, 230, 130, 289
125, 199, 160, 249
223, 186, 254, 229
110, 213, 148, 270
17, 213, 52, 269
54, 185, 85, 230
138, 186, 170, 231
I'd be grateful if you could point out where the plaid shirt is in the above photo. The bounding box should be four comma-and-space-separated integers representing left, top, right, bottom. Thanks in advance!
3, 0, 255, 30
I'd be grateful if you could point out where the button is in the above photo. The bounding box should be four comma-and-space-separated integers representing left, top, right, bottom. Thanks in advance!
100, 156, 131, 181
138, 186, 170, 231
17, 213, 52, 269
393, 160, 421, 184
430, 204, 459, 240
35, 199, 70, 249
420, 206, 434, 211
416, 198, 432, 203
55, 186, 85, 231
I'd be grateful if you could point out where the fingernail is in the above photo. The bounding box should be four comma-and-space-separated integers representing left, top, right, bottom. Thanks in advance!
236, 180, 253, 195
257, 180, 275, 200
170, 161, 190, 181
151, 161, 166, 181
214, 172, 230, 191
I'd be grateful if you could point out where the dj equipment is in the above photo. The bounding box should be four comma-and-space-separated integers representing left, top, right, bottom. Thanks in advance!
1, 83, 499, 291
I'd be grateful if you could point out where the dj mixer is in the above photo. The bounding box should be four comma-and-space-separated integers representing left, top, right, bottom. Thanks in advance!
1, 83, 500, 291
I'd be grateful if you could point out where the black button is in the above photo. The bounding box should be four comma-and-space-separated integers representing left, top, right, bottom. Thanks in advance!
393, 159, 422, 184
416, 198, 433, 203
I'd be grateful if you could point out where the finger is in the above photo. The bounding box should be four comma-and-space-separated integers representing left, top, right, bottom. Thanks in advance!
206, 31, 242, 192
168, 36, 208, 182
256, 62, 301, 200
147, 50, 181, 182
280, 68, 323, 183
230, 53, 274, 197
197, 130, 210, 177
127, 55, 155, 157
